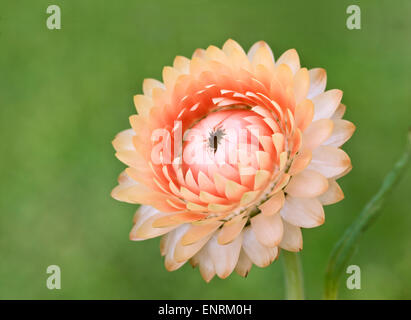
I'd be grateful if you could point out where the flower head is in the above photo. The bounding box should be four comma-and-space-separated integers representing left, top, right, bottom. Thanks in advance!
112, 39, 355, 281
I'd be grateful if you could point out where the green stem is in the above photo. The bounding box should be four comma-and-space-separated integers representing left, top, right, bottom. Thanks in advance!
282, 251, 304, 300
324, 129, 411, 299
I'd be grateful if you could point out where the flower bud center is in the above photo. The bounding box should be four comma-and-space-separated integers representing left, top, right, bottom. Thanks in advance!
182, 109, 270, 182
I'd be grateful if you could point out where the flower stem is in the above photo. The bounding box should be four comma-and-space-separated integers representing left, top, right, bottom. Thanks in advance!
324, 129, 411, 300
282, 251, 304, 300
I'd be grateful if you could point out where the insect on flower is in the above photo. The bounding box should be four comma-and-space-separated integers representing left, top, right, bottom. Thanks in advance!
111, 39, 355, 281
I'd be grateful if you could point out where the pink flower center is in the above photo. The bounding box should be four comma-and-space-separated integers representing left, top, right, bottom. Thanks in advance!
182, 109, 273, 185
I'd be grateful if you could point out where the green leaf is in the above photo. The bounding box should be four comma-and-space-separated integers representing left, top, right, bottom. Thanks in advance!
324, 129, 411, 299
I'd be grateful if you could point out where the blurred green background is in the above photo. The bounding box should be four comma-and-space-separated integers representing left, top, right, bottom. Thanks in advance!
1, 0, 410, 299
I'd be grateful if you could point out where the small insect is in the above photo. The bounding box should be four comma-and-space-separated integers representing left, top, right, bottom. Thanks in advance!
207, 125, 226, 154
